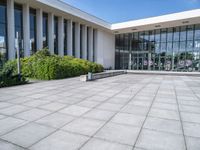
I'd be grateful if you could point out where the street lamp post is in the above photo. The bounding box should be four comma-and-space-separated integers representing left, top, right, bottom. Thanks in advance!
15, 32, 21, 81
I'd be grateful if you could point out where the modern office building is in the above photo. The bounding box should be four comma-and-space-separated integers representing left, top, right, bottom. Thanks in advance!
0, 0, 200, 71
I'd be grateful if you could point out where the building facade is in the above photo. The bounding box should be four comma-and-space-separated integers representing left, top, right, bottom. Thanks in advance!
0, 0, 200, 72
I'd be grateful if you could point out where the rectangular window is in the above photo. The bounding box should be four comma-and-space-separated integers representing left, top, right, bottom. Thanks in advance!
187, 25, 194, 41
180, 26, 186, 41
0, 0, 7, 67
42, 13, 48, 48
30, 8, 37, 54
167, 28, 173, 42
173, 27, 180, 42
72, 22, 75, 56
87, 26, 89, 60
54, 16, 58, 55
195, 24, 200, 40
64, 19, 68, 55
14, 3, 23, 57
155, 30, 161, 42
80, 25, 83, 58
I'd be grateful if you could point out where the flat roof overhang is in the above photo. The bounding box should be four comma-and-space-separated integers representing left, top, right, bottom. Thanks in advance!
111, 9, 200, 34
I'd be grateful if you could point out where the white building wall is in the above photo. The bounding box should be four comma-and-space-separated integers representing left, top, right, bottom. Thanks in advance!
96, 29, 115, 69
4, 0, 116, 69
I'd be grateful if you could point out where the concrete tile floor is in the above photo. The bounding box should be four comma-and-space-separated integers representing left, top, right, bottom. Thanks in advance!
0, 74, 200, 150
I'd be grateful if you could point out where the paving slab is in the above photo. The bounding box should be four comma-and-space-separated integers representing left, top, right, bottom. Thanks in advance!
62, 118, 105, 136
30, 130, 89, 150
1, 123, 55, 148
80, 138, 132, 150
95, 122, 140, 146
0, 74, 200, 149
136, 129, 186, 150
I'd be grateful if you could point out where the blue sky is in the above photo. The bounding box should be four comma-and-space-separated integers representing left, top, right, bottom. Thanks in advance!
62, 0, 200, 23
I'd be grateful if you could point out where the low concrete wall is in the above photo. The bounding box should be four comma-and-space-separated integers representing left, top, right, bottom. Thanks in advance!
127, 70, 200, 77
80, 70, 126, 81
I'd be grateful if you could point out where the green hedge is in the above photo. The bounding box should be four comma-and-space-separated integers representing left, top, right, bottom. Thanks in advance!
1, 49, 103, 81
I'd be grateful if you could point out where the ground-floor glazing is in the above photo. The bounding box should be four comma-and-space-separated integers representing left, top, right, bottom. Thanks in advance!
115, 24, 200, 72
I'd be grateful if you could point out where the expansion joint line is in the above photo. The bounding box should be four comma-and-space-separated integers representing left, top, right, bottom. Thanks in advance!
173, 77, 187, 150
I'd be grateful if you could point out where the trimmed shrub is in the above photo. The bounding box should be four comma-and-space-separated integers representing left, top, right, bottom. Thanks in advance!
1, 49, 103, 81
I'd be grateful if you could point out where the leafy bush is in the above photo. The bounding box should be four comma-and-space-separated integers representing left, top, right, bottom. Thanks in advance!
0, 60, 27, 88
2, 49, 103, 81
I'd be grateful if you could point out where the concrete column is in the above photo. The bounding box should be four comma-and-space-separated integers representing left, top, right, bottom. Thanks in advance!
23, 3, 30, 57
88, 27, 93, 62
82, 25, 87, 60
75, 22, 80, 58
36, 8, 43, 50
67, 19, 73, 56
58, 16, 64, 56
48, 13, 54, 54
96, 29, 104, 65
7, 0, 15, 59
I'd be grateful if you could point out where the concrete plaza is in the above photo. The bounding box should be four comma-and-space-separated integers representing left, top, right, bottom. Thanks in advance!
0, 74, 200, 150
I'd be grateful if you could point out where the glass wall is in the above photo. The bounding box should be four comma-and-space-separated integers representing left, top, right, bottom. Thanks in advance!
72, 22, 75, 56
87, 26, 89, 60
54, 16, 58, 54
14, 3, 23, 57
64, 19, 68, 55
42, 12, 48, 48
115, 24, 200, 72
80, 24, 83, 58
0, 0, 7, 68
30, 8, 36, 54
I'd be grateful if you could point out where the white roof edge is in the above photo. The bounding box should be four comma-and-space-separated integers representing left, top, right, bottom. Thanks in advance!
37, 0, 112, 29
35, 1, 200, 31
111, 9, 200, 30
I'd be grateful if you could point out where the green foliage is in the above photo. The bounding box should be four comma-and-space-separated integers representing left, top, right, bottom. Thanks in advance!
0, 60, 27, 88
1, 49, 103, 81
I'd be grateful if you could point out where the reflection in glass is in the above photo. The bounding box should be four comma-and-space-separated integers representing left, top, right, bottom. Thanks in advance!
0, 0, 7, 68
30, 8, 36, 54
64, 19, 68, 55
115, 24, 200, 72
54, 16, 58, 54
15, 3, 23, 57
43, 13, 48, 48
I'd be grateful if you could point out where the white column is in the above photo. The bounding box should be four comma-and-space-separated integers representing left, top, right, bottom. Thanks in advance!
88, 27, 93, 62
82, 25, 87, 60
58, 16, 64, 56
67, 19, 73, 56
7, 0, 15, 60
36, 8, 43, 50
48, 13, 54, 54
75, 22, 80, 58
23, 3, 30, 57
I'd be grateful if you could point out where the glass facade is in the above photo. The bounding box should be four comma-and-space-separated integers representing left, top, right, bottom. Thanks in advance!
14, 3, 23, 57
72, 22, 75, 56
80, 24, 83, 58
115, 24, 200, 72
93, 29, 96, 62
64, 19, 68, 55
54, 16, 58, 54
0, 0, 7, 68
87, 26, 89, 60
42, 12, 48, 48
30, 8, 37, 54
